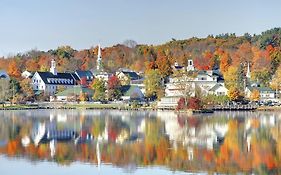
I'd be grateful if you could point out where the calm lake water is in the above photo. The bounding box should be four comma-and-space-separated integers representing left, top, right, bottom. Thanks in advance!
0, 109, 280, 174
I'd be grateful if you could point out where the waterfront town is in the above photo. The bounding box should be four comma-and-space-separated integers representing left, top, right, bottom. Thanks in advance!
0, 37, 281, 111
2, 1, 281, 174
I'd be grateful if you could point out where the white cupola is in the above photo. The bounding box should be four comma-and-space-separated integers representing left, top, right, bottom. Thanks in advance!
50, 59, 57, 75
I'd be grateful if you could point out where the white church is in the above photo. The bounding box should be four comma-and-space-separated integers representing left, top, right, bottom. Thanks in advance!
31, 60, 77, 95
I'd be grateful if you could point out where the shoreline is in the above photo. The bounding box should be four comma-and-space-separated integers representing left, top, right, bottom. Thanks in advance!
1, 104, 281, 112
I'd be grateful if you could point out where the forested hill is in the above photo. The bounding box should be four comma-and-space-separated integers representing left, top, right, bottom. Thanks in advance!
1, 27, 281, 86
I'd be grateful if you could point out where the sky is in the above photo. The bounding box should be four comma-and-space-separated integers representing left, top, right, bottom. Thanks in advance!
0, 0, 281, 57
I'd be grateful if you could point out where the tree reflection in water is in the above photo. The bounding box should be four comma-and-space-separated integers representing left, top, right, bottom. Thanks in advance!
0, 110, 280, 174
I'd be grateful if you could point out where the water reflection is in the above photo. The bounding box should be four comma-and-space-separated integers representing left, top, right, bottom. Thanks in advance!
0, 110, 281, 174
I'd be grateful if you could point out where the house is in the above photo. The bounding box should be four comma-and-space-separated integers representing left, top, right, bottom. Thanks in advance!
55, 86, 94, 102
22, 70, 34, 79
0, 70, 10, 80
73, 70, 94, 85
157, 96, 182, 109
120, 85, 145, 101
244, 62, 277, 102
245, 86, 276, 102
116, 69, 141, 85
209, 83, 229, 96
165, 69, 224, 97
31, 60, 77, 95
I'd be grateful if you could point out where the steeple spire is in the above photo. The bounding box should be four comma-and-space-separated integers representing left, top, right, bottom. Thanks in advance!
246, 62, 251, 79
97, 44, 103, 71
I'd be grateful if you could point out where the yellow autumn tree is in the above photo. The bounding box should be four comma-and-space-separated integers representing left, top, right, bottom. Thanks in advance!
250, 89, 260, 102
228, 87, 240, 101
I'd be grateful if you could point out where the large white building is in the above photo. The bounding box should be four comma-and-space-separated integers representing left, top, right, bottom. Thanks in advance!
31, 60, 77, 95
158, 59, 228, 108
165, 60, 228, 97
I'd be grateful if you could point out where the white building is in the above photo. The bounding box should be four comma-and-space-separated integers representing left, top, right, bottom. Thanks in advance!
22, 70, 34, 79
165, 60, 226, 97
31, 60, 77, 95
92, 44, 112, 81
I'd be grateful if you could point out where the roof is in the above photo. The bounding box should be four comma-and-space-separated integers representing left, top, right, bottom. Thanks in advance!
121, 71, 140, 80
209, 84, 223, 92
37, 72, 76, 85
70, 73, 80, 81
56, 86, 94, 96
75, 70, 93, 80
0, 70, 9, 79
247, 86, 275, 93
120, 85, 142, 97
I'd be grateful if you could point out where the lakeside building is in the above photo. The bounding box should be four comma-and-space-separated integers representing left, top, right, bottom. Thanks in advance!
31, 60, 77, 95
120, 85, 145, 101
165, 59, 227, 97
158, 59, 228, 108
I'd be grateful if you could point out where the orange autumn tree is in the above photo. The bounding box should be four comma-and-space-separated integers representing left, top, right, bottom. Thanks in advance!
155, 51, 172, 78
219, 51, 232, 73
8, 60, 21, 78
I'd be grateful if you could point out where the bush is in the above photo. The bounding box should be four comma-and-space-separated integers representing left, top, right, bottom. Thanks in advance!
188, 97, 202, 110
176, 97, 186, 110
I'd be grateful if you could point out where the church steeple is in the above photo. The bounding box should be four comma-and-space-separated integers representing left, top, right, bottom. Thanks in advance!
97, 44, 103, 71
50, 59, 57, 75
246, 62, 251, 79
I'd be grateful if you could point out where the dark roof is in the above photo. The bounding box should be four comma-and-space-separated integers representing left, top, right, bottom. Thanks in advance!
37, 72, 76, 85
120, 85, 142, 96
122, 71, 140, 80
0, 74, 8, 79
174, 65, 184, 69
75, 70, 93, 80
70, 73, 80, 81
0, 70, 9, 79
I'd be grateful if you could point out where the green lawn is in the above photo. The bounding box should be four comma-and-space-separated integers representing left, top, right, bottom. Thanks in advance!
0, 104, 39, 109
64, 103, 128, 109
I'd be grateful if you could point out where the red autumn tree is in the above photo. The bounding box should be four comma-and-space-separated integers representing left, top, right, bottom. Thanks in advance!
176, 97, 186, 110
107, 75, 121, 100
188, 97, 202, 110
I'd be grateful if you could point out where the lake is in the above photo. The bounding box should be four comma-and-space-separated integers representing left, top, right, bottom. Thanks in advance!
0, 109, 280, 174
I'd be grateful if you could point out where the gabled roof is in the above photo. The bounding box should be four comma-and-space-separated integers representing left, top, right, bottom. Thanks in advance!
209, 84, 224, 92
75, 70, 93, 80
0, 70, 9, 79
247, 86, 275, 93
121, 71, 140, 80
56, 86, 94, 96
120, 85, 143, 97
36, 72, 76, 85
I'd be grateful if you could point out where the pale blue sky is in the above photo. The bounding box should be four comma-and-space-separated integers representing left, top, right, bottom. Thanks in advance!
0, 0, 280, 57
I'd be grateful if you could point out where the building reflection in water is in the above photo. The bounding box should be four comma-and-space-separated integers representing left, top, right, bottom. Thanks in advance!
0, 110, 280, 174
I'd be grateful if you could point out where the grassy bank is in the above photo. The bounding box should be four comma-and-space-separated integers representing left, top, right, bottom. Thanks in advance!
0, 104, 39, 110
257, 106, 281, 111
